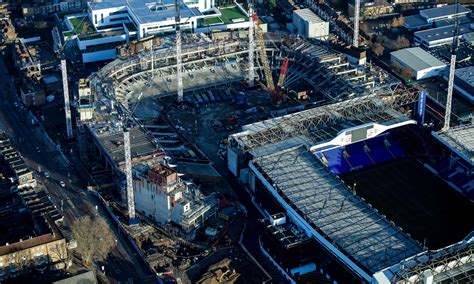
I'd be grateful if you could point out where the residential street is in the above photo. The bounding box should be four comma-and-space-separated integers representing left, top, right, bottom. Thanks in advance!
0, 56, 156, 283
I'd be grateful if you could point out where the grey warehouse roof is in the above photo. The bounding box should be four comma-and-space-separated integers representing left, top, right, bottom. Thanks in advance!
456, 66, 474, 87
403, 15, 430, 29
433, 124, 474, 164
391, 47, 446, 72
252, 145, 422, 273
90, 0, 202, 24
420, 4, 470, 20
414, 24, 473, 44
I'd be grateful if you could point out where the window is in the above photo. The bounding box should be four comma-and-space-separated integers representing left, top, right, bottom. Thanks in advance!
101, 13, 104, 24
110, 16, 128, 22
94, 14, 97, 24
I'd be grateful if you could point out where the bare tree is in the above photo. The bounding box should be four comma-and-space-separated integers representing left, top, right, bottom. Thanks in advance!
400, 67, 413, 81
73, 216, 114, 267
398, 15, 405, 26
392, 35, 411, 50
391, 17, 400, 28
372, 42, 385, 56
49, 242, 69, 269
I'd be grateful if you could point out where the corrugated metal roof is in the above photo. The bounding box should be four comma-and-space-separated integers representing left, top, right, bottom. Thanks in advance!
420, 4, 470, 20
391, 47, 446, 72
414, 24, 473, 44
252, 145, 422, 273
463, 32, 474, 44
294, 8, 325, 23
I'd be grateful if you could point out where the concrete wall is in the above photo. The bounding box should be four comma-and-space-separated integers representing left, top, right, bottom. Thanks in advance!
134, 178, 171, 225
76, 33, 127, 50
293, 12, 329, 39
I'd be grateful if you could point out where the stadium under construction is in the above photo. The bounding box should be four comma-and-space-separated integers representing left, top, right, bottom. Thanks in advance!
81, 30, 474, 283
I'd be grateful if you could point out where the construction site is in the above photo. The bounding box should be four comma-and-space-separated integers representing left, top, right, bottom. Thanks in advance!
69, 1, 474, 282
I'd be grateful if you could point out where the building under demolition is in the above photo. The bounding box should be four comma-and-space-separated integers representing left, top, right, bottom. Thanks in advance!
134, 164, 216, 233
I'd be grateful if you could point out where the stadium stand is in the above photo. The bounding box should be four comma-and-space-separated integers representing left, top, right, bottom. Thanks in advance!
315, 135, 406, 175
427, 154, 473, 200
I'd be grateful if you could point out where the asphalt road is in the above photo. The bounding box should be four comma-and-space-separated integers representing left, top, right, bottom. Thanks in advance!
0, 57, 156, 283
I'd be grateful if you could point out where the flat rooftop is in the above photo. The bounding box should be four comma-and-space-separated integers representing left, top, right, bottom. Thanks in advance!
92, 125, 160, 166
403, 15, 430, 29
455, 66, 474, 87
391, 47, 446, 72
252, 145, 422, 274
420, 4, 470, 20
294, 8, 325, 23
432, 124, 474, 165
232, 98, 411, 156
414, 24, 473, 43
91, 0, 202, 24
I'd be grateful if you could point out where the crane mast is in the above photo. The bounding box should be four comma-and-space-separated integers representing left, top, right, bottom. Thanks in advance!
443, 1, 460, 130
248, 4, 255, 87
61, 59, 73, 138
353, 0, 360, 48
252, 12, 278, 101
123, 128, 135, 221
175, 0, 183, 102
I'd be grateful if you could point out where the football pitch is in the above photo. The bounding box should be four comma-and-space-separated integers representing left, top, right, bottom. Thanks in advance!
342, 158, 474, 249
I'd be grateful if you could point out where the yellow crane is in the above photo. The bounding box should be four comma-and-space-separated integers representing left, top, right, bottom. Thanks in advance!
251, 11, 282, 103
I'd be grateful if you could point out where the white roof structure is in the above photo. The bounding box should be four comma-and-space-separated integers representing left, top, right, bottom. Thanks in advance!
294, 8, 325, 23
391, 47, 446, 72
251, 145, 423, 274
90, 0, 201, 24
232, 97, 413, 156
432, 124, 474, 165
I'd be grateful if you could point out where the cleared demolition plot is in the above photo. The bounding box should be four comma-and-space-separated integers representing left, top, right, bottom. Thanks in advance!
341, 158, 474, 249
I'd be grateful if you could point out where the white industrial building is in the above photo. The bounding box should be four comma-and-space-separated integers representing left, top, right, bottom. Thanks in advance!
292, 9, 329, 40
391, 47, 446, 80
133, 163, 216, 233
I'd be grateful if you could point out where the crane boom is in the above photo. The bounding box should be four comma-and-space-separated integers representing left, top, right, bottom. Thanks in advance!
277, 57, 289, 88
252, 12, 276, 100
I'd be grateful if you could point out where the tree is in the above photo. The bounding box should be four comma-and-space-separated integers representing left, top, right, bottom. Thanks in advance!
372, 42, 385, 56
391, 17, 400, 28
398, 15, 405, 26
400, 67, 413, 81
392, 35, 410, 50
266, 0, 277, 10
73, 216, 114, 267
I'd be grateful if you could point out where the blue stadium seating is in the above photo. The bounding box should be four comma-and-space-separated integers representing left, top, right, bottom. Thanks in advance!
315, 135, 406, 175
429, 155, 473, 200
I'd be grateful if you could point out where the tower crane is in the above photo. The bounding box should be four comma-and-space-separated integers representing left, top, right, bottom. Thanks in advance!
115, 92, 144, 224
443, 0, 460, 130
175, 0, 184, 102
251, 9, 283, 103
